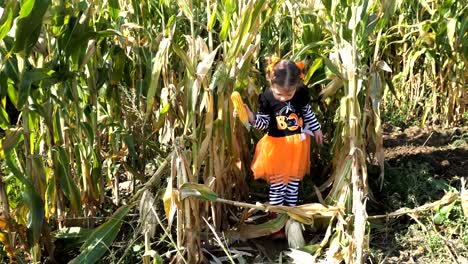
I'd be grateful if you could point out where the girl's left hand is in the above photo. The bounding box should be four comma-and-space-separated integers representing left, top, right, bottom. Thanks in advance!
313, 130, 323, 145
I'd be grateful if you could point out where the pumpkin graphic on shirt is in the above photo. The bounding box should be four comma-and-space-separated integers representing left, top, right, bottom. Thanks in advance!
275, 102, 303, 131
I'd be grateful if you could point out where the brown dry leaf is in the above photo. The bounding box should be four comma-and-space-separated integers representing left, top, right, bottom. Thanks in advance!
0, 215, 7, 230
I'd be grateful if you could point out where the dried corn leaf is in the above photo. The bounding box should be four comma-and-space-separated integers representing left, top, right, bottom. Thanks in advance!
461, 178, 468, 217
0, 215, 7, 229
320, 76, 344, 100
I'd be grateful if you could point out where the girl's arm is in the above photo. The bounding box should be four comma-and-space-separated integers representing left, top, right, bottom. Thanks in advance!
302, 104, 323, 145
245, 104, 270, 130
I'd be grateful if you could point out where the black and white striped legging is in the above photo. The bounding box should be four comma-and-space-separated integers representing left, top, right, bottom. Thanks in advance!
269, 179, 300, 206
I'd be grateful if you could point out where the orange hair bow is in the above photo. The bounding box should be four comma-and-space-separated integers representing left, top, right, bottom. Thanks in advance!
296, 61, 305, 79
267, 56, 281, 73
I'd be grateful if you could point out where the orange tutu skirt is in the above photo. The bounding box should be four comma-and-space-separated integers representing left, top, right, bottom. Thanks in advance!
251, 133, 311, 184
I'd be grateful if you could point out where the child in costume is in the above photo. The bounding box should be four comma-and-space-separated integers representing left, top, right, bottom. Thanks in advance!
243, 57, 323, 236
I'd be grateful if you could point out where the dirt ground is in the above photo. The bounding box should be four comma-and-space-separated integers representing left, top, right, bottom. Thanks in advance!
383, 126, 467, 179
369, 126, 467, 263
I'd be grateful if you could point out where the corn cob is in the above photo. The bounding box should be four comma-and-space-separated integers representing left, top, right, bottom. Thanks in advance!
231, 91, 250, 128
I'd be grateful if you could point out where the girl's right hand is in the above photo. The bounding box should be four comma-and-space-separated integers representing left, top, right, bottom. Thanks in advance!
233, 104, 255, 125
244, 104, 255, 125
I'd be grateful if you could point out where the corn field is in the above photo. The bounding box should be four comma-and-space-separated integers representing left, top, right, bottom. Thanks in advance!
0, 0, 466, 263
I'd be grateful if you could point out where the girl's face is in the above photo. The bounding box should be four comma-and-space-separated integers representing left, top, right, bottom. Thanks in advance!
271, 85, 296, 102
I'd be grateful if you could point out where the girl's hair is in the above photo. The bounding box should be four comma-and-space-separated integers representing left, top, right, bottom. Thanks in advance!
266, 57, 304, 92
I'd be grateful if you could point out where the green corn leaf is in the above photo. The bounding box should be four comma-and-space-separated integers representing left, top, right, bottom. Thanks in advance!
123, 133, 138, 163
18, 68, 54, 109
91, 149, 102, 201
146, 38, 170, 119
7, 83, 18, 109
24, 184, 45, 252
70, 205, 131, 264
13, 0, 51, 54
108, 0, 120, 19
305, 57, 323, 83
4, 152, 44, 251
0, 105, 9, 130
209, 63, 227, 92
19, 0, 35, 18
172, 43, 195, 76
322, 56, 342, 78
219, 12, 232, 41
55, 146, 82, 213
227, 213, 288, 240
0, 2, 16, 41
52, 108, 64, 145
177, 0, 193, 20
180, 183, 218, 201
1, 128, 24, 157
207, 1, 218, 31
224, 0, 236, 13
80, 121, 95, 145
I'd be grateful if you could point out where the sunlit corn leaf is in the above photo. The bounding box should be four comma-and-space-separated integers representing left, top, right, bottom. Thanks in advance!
197, 46, 220, 77
70, 205, 131, 264
301, 243, 321, 255
0, 2, 15, 41
446, 18, 457, 50
433, 201, 456, 225
207, 1, 218, 31
348, 5, 363, 30
337, 40, 353, 77
219, 11, 233, 41
179, 182, 218, 201
0, 103, 10, 130
304, 57, 323, 84
162, 178, 177, 226
177, 0, 193, 20
146, 38, 171, 119
325, 232, 344, 263
286, 248, 315, 264
54, 227, 92, 241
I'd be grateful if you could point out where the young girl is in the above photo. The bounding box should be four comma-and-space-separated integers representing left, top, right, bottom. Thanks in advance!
244, 57, 323, 211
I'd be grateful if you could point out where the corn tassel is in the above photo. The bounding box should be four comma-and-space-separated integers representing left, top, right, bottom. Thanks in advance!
231, 91, 250, 128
